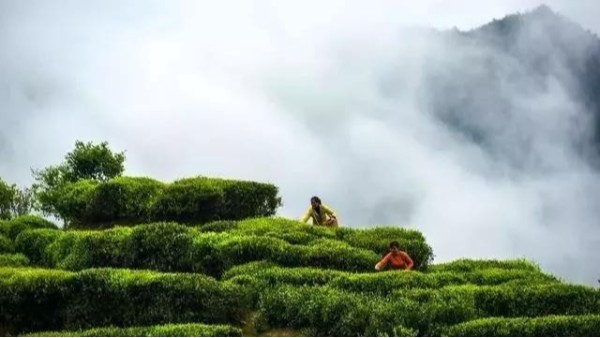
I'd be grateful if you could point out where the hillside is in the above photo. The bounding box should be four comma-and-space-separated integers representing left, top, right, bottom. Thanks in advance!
1, 213, 599, 336
423, 5, 600, 169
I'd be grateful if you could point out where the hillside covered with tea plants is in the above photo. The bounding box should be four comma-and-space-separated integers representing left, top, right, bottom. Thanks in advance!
1, 141, 599, 336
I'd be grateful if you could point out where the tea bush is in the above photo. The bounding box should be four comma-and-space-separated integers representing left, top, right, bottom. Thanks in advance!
444, 314, 600, 337
25, 323, 243, 337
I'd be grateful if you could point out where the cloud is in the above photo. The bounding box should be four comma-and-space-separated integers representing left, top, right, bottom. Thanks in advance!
1, 0, 600, 285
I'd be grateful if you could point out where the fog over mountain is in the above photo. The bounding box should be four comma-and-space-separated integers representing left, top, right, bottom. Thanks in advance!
1, 1, 599, 285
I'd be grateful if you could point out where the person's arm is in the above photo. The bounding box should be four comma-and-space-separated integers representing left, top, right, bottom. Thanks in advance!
321, 204, 337, 219
375, 253, 391, 270
400, 251, 414, 270
300, 207, 312, 223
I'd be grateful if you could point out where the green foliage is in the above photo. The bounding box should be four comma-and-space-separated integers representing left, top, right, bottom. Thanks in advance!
0, 267, 75, 335
0, 179, 35, 220
26, 323, 243, 337
63, 141, 126, 182
199, 220, 239, 232
0, 253, 30, 267
152, 179, 224, 223
468, 284, 600, 317
256, 276, 600, 336
153, 177, 282, 223
85, 177, 164, 226
260, 285, 423, 336
14, 229, 63, 265
59, 228, 132, 270
0, 178, 14, 219
0, 234, 14, 253
445, 314, 600, 337
1, 215, 58, 240
126, 223, 193, 272
10, 187, 35, 217
53, 177, 281, 227
32, 141, 126, 218
336, 226, 434, 270
37, 222, 404, 276
428, 258, 541, 273
66, 268, 244, 329
234, 217, 337, 245
224, 264, 558, 301
0, 267, 246, 335
56, 177, 164, 228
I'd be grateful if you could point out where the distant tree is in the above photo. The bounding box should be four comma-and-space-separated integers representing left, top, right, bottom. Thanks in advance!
0, 178, 15, 220
0, 178, 35, 219
10, 186, 35, 217
32, 140, 126, 218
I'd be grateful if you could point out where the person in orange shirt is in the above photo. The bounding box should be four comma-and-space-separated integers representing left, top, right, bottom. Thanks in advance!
375, 241, 414, 271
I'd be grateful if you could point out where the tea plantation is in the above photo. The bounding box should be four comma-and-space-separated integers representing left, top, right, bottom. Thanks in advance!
1, 176, 599, 336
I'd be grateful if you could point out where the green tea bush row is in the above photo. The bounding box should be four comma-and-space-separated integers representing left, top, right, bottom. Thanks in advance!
0, 253, 29, 267
259, 285, 399, 336
444, 314, 600, 337
0, 233, 13, 253
336, 227, 433, 269
54, 176, 281, 228
14, 223, 380, 276
24, 323, 243, 337
428, 258, 541, 273
0, 215, 58, 240
259, 282, 600, 336
223, 263, 558, 294
15, 229, 65, 265
0, 267, 246, 335
205, 218, 434, 269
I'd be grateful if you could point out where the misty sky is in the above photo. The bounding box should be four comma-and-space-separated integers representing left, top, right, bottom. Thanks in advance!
1, 0, 600, 285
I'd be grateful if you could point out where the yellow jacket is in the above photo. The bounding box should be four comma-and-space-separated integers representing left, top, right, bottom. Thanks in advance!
300, 204, 337, 225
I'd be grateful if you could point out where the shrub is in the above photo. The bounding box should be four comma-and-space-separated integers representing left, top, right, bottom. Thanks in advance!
0, 253, 30, 267
400, 283, 600, 320
297, 239, 379, 271
224, 263, 345, 291
0, 267, 247, 335
25, 323, 243, 337
470, 283, 600, 317
336, 227, 434, 270
233, 217, 336, 245
126, 223, 194, 272
53, 180, 97, 227
190, 232, 231, 277
65, 268, 245, 329
0, 234, 13, 253
428, 258, 541, 273
199, 220, 239, 233
55, 176, 282, 228
0, 215, 58, 240
205, 178, 282, 220
59, 228, 132, 270
445, 314, 600, 337
85, 177, 165, 226
0, 267, 74, 335
259, 285, 419, 336
151, 180, 224, 224
220, 235, 288, 269
15, 229, 64, 265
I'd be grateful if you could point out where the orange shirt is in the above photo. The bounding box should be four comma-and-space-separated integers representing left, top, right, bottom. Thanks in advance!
375, 251, 414, 270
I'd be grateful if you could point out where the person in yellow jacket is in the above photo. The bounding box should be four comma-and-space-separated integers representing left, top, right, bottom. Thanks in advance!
300, 196, 339, 227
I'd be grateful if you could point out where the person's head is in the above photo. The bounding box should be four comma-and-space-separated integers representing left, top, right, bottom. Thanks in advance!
389, 241, 400, 253
311, 196, 322, 209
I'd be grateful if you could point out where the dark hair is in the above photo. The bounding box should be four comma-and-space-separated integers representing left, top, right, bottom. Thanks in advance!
311, 196, 321, 204
389, 241, 400, 249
